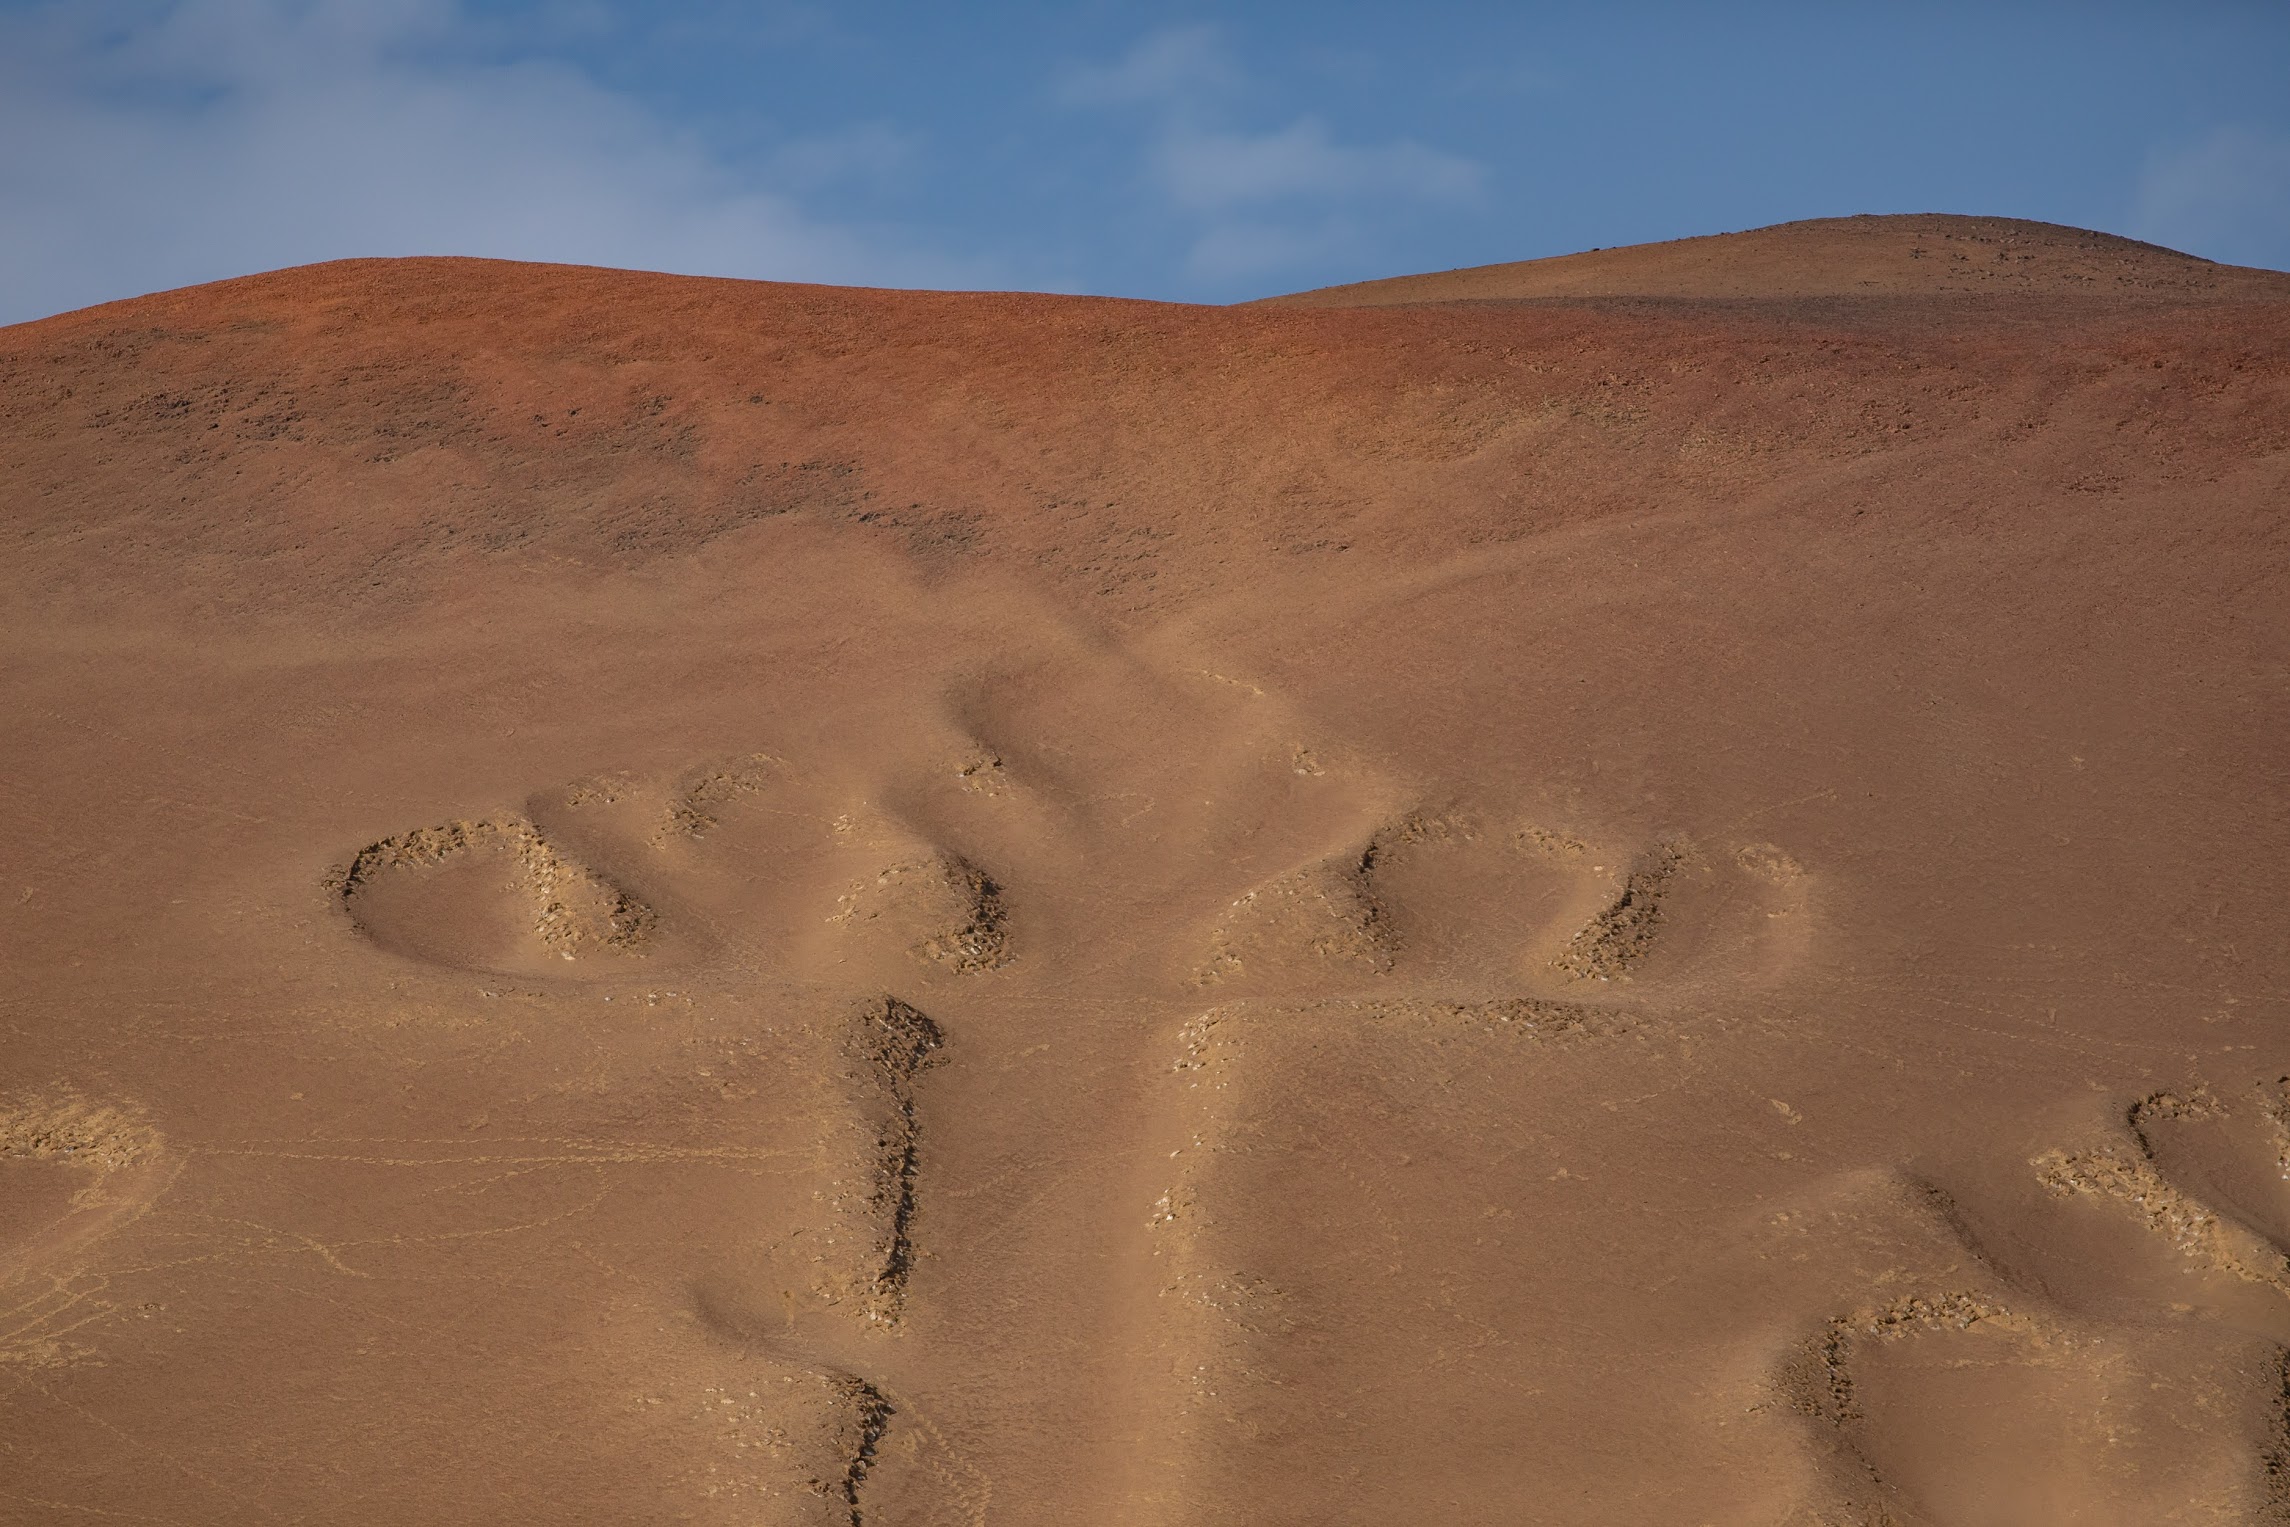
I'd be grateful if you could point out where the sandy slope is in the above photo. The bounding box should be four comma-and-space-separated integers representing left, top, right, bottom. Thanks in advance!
2, 216, 2288, 1524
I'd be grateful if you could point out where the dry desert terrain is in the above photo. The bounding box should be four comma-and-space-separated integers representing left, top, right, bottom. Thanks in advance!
4, 214, 2290, 1523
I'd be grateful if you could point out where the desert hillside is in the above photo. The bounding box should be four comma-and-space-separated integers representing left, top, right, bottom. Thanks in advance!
4, 216, 2288, 1525
1267, 212, 2290, 305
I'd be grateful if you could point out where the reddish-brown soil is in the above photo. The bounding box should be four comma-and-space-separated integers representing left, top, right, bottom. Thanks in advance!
4, 214, 2289, 1524
1269, 212, 2290, 305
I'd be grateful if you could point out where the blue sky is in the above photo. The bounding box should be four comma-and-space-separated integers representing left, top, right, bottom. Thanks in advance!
2, 1, 2287, 324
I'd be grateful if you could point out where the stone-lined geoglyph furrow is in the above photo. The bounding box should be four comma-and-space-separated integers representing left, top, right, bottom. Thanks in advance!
1, 1090, 174, 1368
331, 817, 656, 955
667, 752, 788, 838
833, 853, 1011, 973
823, 1370, 894, 1527
1198, 849, 1394, 985
0, 1092, 159, 1173
843, 997, 945, 1326
1788, 1291, 2040, 1428
1554, 841, 1686, 982
2035, 1086, 2290, 1295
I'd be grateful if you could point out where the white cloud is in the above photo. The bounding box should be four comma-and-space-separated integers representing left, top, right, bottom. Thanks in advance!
0, 0, 978, 324
1061, 25, 1486, 292
1054, 23, 1234, 108
2132, 126, 2290, 271
1154, 117, 1482, 213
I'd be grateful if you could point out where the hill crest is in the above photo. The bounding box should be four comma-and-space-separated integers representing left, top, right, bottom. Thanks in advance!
1260, 213, 2290, 306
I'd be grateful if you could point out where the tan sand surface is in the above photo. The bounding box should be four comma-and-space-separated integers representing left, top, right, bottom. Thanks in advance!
3, 215, 2288, 1523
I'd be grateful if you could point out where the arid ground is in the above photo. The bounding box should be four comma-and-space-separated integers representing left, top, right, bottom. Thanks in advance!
4, 214, 2290, 1524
